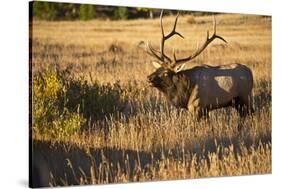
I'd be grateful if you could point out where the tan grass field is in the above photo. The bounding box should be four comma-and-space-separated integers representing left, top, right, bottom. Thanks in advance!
31, 13, 271, 187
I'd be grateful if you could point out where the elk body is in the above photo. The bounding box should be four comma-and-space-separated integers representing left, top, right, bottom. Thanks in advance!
146, 11, 253, 119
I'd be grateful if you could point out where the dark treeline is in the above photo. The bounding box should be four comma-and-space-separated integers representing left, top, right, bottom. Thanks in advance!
30, 1, 156, 21
30, 1, 212, 21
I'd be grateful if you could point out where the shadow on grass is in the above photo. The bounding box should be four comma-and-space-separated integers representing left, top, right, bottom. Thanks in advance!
31, 131, 271, 187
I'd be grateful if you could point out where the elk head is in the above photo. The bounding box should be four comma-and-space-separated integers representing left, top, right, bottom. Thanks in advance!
146, 10, 227, 90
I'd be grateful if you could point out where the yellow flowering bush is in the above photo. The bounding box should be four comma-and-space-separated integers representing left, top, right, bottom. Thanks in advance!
33, 70, 60, 100
32, 69, 86, 138
32, 68, 127, 138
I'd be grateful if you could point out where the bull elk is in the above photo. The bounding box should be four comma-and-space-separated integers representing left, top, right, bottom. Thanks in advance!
145, 10, 254, 120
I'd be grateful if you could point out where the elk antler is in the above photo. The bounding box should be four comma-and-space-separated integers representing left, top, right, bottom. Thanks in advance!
146, 11, 227, 71
146, 10, 184, 64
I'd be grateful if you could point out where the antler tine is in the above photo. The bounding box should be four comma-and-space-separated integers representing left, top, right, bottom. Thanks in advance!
213, 15, 227, 43
146, 42, 172, 63
173, 48, 177, 62
159, 10, 168, 62
160, 10, 165, 41
146, 42, 163, 62
166, 12, 184, 39
213, 15, 216, 34
173, 15, 227, 65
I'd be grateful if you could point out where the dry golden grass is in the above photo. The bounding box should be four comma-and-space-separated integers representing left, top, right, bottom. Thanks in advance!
31, 13, 271, 186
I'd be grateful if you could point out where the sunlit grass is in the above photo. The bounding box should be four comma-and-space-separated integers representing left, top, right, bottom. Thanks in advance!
31, 13, 271, 186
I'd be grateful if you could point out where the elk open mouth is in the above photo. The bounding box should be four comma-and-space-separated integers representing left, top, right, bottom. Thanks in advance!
147, 80, 154, 87
147, 80, 160, 88
147, 78, 158, 87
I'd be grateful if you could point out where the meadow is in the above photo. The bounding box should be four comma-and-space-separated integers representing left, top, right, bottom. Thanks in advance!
30, 13, 271, 187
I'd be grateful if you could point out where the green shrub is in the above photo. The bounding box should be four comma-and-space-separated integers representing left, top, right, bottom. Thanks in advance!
62, 78, 124, 120
79, 4, 96, 20
32, 68, 125, 138
32, 1, 59, 21
114, 7, 129, 20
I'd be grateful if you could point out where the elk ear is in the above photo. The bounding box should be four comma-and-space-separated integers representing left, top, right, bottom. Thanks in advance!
174, 64, 185, 73
152, 61, 162, 69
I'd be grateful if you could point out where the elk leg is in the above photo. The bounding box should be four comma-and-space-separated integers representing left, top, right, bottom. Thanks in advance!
190, 108, 210, 122
234, 95, 254, 131
187, 106, 202, 121
235, 95, 254, 117
187, 92, 202, 120
200, 108, 210, 120
189, 108, 200, 121
245, 95, 255, 114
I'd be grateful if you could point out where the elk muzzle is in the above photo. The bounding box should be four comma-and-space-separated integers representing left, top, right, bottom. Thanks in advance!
147, 74, 161, 87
